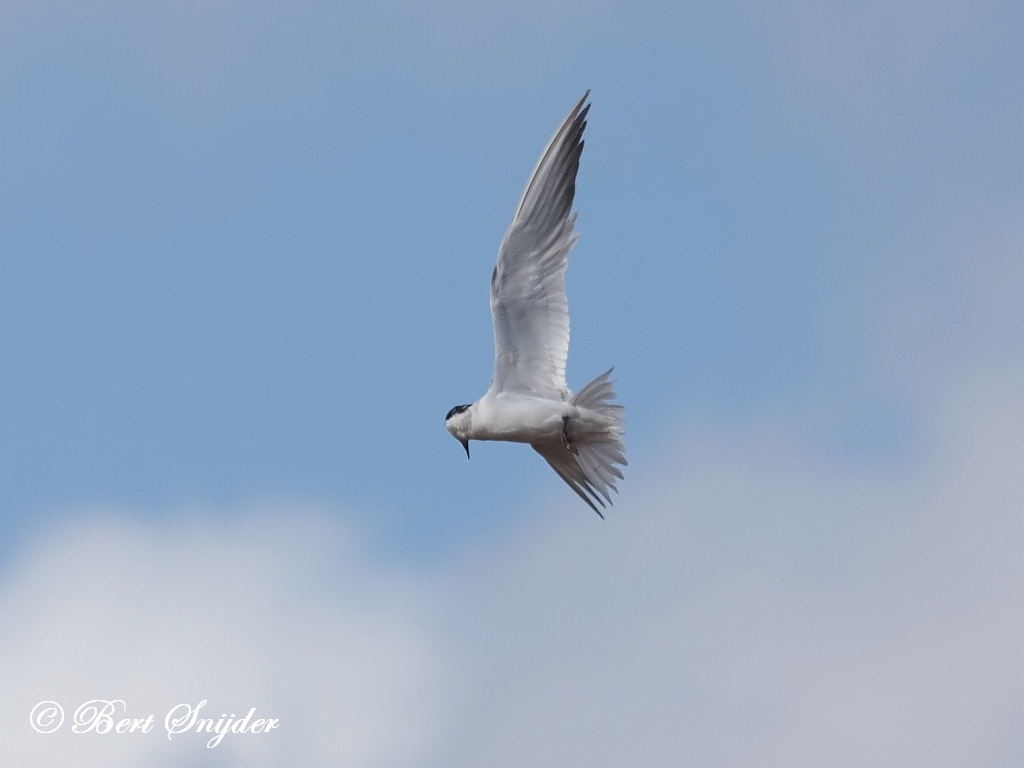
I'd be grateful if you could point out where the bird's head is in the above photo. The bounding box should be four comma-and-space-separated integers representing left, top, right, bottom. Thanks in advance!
445, 403, 473, 458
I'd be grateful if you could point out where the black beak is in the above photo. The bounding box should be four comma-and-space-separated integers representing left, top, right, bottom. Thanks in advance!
461, 439, 470, 459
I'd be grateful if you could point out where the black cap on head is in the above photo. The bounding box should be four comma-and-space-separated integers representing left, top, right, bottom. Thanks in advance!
445, 404, 470, 421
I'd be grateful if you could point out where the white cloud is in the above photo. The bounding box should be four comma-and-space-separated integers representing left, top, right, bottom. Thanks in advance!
2, 372, 1020, 767
0, 510, 448, 767
433, 376, 1023, 767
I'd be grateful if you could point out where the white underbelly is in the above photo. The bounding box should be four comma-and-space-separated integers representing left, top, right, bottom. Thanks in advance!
472, 393, 570, 443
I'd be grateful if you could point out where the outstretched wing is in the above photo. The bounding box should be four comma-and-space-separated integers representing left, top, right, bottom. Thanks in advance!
489, 92, 590, 399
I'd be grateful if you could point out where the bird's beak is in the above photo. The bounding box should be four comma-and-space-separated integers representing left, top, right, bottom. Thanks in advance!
461, 439, 470, 459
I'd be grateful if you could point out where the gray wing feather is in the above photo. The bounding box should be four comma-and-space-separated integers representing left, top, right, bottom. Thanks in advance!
532, 439, 607, 518
489, 92, 590, 398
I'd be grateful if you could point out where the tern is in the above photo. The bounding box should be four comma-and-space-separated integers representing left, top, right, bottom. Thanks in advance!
445, 92, 626, 517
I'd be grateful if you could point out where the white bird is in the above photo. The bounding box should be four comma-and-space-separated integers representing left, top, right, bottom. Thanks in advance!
445, 92, 626, 517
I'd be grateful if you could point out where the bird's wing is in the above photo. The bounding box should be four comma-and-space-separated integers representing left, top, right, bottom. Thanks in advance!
532, 439, 607, 518
488, 92, 590, 399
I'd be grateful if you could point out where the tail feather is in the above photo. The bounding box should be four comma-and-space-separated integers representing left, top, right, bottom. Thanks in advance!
532, 368, 626, 516
572, 368, 627, 501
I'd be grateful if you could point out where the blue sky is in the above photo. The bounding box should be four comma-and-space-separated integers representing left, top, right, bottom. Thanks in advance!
1, 2, 1022, 766
0, 2, 1016, 548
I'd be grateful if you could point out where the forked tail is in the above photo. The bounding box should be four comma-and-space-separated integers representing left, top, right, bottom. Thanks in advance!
532, 368, 627, 517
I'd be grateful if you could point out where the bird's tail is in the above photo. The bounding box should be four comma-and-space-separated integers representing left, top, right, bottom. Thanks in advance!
570, 368, 627, 505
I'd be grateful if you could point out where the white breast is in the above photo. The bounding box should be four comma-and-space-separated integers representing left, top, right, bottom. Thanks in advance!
471, 392, 571, 443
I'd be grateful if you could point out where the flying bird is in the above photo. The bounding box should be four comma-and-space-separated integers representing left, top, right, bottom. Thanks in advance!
445, 92, 626, 517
